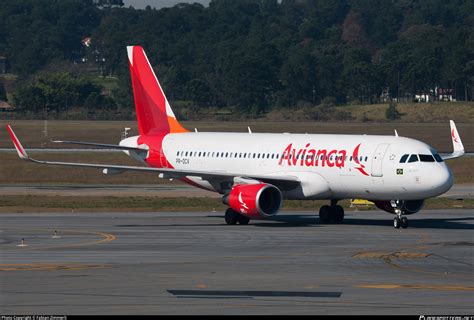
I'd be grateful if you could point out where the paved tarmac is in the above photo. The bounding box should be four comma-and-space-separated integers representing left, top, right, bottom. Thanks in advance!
0, 209, 473, 315
0, 183, 472, 198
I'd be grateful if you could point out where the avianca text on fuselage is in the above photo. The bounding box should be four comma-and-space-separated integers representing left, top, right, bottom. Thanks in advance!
278, 143, 347, 168
278, 142, 370, 176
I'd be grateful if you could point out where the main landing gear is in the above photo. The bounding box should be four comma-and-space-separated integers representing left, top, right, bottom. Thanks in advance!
319, 200, 344, 224
391, 200, 408, 229
224, 208, 250, 225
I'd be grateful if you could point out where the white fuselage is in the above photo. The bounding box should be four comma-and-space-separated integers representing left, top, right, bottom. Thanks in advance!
122, 132, 454, 201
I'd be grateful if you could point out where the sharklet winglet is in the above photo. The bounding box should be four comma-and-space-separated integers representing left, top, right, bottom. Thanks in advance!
6, 125, 29, 160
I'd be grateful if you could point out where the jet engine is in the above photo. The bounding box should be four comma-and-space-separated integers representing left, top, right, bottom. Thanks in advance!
223, 183, 282, 219
373, 200, 425, 215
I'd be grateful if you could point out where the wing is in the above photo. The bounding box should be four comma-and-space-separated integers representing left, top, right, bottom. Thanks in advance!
441, 120, 465, 161
7, 125, 300, 190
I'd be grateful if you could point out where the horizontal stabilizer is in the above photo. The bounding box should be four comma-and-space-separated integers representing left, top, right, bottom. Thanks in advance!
52, 140, 147, 153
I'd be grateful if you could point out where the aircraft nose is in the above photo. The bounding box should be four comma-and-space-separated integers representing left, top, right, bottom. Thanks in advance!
432, 166, 453, 194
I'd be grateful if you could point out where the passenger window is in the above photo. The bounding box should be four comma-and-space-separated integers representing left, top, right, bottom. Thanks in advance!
419, 154, 435, 162
400, 154, 409, 163
407, 154, 419, 163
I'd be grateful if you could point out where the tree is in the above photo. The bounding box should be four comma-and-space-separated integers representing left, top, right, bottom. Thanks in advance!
12, 72, 111, 114
0, 82, 7, 101
1, 0, 472, 114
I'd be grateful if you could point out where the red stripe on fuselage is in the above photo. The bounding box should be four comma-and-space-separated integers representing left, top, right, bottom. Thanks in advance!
138, 134, 173, 169
139, 133, 214, 191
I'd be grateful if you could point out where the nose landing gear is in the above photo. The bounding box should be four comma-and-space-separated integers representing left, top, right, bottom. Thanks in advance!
393, 216, 408, 229
391, 200, 408, 229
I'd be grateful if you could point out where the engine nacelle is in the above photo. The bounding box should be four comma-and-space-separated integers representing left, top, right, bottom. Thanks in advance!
223, 183, 282, 219
373, 200, 425, 215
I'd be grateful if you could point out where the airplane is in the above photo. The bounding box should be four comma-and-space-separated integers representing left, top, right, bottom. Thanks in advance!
7, 46, 465, 229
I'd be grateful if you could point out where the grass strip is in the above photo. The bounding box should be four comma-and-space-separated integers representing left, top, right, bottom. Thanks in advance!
0, 196, 471, 213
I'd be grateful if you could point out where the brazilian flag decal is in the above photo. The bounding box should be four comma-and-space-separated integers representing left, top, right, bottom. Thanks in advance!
396, 168, 403, 175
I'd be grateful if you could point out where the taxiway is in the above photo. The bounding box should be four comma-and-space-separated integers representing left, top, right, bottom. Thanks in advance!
0, 209, 473, 314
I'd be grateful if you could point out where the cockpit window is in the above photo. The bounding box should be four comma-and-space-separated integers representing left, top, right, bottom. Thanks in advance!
419, 154, 435, 162
433, 153, 443, 162
399, 154, 409, 163
407, 154, 419, 163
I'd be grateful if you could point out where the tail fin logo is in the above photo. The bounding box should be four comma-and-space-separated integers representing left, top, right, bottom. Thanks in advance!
451, 129, 459, 143
127, 46, 188, 135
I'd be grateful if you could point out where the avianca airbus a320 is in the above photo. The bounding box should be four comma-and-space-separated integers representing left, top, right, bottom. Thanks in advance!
7, 46, 465, 229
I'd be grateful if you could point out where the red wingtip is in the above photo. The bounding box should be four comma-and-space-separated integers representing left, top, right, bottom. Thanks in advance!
6, 125, 28, 159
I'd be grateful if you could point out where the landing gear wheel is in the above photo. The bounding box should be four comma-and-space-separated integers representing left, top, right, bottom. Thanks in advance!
334, 205, 345, 223
401, 216, 408, 229
225, 208, 239, 225
393, 217, 401, 229
238, 215, 250, 225
319, 205, 331, 223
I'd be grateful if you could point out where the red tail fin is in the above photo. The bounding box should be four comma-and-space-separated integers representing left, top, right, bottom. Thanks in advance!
127, 46, 188, 135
